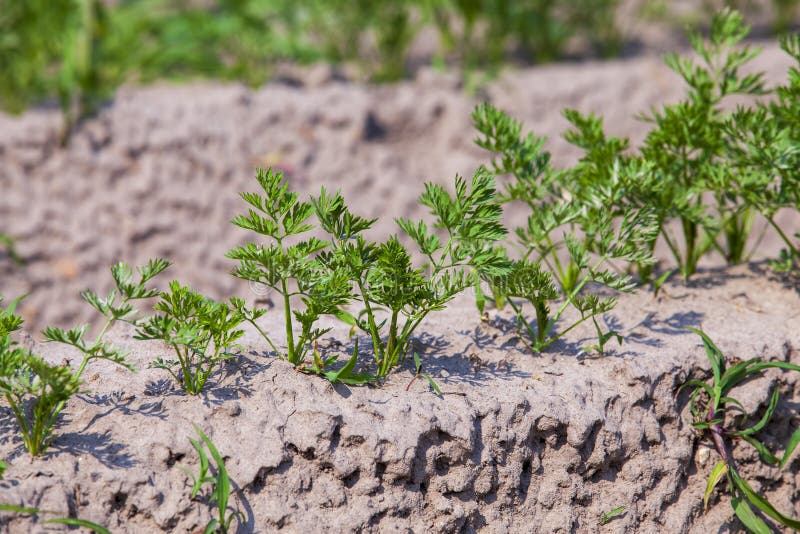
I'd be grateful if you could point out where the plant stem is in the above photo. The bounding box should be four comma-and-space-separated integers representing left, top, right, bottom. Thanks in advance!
682, 217, 698, 277
6, 393, 33, 454
75, 314, 114, 379
356, 279, 383, 363
507, 298, 539, 350
708, 409, 731, 463
660, 227, 683, 275
55, 309, 118, 418
280, 280, 296, 365
382, 310, 399, 377
247, 318, 280, 356
534, 300, 549, 347
767, 215, 800, 259
176, 344, 194, 394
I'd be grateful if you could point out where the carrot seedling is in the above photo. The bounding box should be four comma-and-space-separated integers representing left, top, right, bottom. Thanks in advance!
135, 282, 244, 395
1, 259, 168, 456
226, 168, 367, 384
44, 258, 171, 379
485, 209, 656, 354
315, 167, 511, 380
0, 296, 80, 456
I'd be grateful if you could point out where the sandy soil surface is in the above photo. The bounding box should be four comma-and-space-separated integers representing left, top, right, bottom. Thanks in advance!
2, 40, 800, 532
0, 266, 799, 532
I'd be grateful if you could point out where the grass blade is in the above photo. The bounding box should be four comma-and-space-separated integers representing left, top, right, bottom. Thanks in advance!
188, 437, 209, 498
43, 518, 112, 534
675, 379, 714, 400
780, 427, 800, 468
4, 294, 27, 316
203, 518, 219, 534
599, 505, 626, 525
741, 435, 779, 465
731, 496, 773, 534
731, 388, 780, 437
194, 426, 231, 525
686, 327, 724, 387
731, 470, 800, 529
422, 371, 442, 394
0, 504, 39, 514
704, 461, 728, 510
0, 505, 110, 534
722, 361, 800, 393
332, 342, 359, 383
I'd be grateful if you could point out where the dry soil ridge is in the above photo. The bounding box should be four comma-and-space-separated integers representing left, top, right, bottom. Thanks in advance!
1, 266, 799, 533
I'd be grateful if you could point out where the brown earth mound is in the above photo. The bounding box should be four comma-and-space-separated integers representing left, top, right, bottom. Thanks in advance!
1, 266, 799, 532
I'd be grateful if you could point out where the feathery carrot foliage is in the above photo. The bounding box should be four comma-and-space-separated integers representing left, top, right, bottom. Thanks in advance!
225, 168, 371, 385
0, 259, 168, 456
316, 167, 510, 380
135, 282, 244, 395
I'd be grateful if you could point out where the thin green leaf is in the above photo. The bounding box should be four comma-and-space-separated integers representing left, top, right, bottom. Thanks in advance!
332, 344, 359, 383
731, 470, 800, 529
203, 518, 219, 534
421, 371, 442, 394
731, 496, 773, 534
194, 426, 231, 525
741, 435, 779, 465
730, 388, 779, 437
686, 327, 724, 389
780, 427, 800, 468
0, 504, 40, 514
599, 505, 626, 525
704, 461, 728, 510
43, 518, 112, 534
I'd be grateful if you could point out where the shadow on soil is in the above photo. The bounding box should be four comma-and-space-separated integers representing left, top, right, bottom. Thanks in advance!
0, 406, 134, 468
78, 390, 168, 432
416, 331, 532, 387
140, 354, 273, 405
50, 431, 137, 468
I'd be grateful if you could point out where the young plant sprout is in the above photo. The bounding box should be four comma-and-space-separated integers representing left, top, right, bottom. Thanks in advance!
725, 33, 800, 273
0, 259, 168, 456
488, 210, 656, 354
635, 9, 767, 276
472, 102, 585, 294
599, 505, 626, 526
0, 295, 80, 456
181, 425, 242, 534
226, 168, 371, 385
677, 328, 800, 532
44, 258, 171, 380
475, 9, 798, 284
135, 282, 244, 395
315, 166, 511, 380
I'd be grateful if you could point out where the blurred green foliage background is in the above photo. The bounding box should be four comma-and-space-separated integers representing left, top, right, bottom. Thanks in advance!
0, 0, 797, 132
